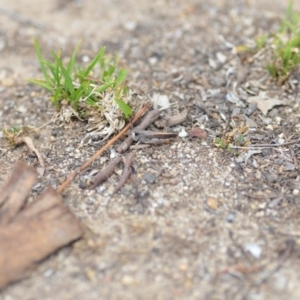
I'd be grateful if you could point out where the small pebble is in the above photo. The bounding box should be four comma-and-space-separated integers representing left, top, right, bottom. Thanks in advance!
142, 173, 156, 184
79, 181, 87, 189
1, 77, 14, 87
226, 211, 235, 222
206, 197, 218, 210
17, 105, 27, 113
43, 269, 54, 278
178, 128, 188, 138
123, 21, 137, 31
121, 275, 135, 285
244, 243, 262, 258
91, 134, 100, 141
267, 173, 277, 183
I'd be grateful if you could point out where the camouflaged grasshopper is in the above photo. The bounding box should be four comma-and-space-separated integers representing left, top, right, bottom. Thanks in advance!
132, 130, 177, 145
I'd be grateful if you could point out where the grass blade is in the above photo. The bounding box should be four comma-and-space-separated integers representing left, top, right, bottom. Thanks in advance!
116, 69, 127, 84
67, 41, 81, 75
81, 47, 106, 78
96, 82, 114, 93
115, 99, 133, 118
33, 39, 52, 87
52, 53, 75, 97
28, 79, 53, 91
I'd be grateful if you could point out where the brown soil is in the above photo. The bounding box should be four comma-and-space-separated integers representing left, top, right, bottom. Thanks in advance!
1, 1, 300, 299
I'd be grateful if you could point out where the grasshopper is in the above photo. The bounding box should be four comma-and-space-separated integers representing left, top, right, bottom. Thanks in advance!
132, 130, 177, 145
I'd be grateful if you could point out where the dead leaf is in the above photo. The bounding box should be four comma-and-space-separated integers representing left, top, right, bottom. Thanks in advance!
247, 92, 285, 115
188, 128, 207, 139
0, 161, 84, 289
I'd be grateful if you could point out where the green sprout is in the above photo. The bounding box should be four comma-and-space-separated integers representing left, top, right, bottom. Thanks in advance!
255, 34, 267, 49
214, 137, 228, 150
29, 39, 133, 119
235, 134, 245, 146
266, 2, 300, 84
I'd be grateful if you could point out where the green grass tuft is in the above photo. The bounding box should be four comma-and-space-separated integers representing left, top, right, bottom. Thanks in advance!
29, 39, 132, 119
266, 2, 300, 84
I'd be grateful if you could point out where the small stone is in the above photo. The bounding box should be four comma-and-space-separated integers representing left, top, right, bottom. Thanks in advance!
149, 57, 158, 65
17, 105, 27, 113
85, 268, 96, 282
283, 161, 295, 171
142, 173, 156, 184
216, 52, 227, 63
79, 181, 87, 189
267, 173, 277, 183
178, 263, 189, 272
51, 128, 60, 136
226, 211, 235, 222
1, 77, 14, 87
121, 275, 134, 285
123, 21, 137, 31
293, 189, 299, 196
82, 55, 90, 63
91, 134, 100, 141
244, 243, 262, 258
179, 128, 188, 138
36, 167, 45, 177
32, 182, 42, 192
43, 269, 54, 278
206, 197, 218, 210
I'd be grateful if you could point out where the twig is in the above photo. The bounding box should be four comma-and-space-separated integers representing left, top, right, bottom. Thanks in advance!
56, 103, 151, 194
89, 156, 122, 189
38, 120, 53, 130
283, 126, 299, 170
231, 138, 300, 149
16, 136, 45, 168
117, 109, 160, 153
195, 95, 212, 117
114, 153, 134, 194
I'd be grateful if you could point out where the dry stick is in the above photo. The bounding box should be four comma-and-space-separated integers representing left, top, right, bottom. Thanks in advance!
16, 137, 45, 168
117, 109, 160, 153
283, 127, 299, 170
231, 138, 300, 149
114, 153, 134, 194
89, 156, 122, 189
56, 103, 151, 194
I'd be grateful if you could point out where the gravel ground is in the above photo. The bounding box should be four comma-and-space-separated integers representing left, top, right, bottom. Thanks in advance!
1, 1, 300, 299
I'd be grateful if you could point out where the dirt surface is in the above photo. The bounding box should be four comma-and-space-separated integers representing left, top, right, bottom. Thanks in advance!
1, 0, 300, 299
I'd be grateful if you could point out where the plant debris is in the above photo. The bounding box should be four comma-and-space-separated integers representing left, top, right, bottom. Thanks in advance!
0, 161, 83, 289
3, 126, 44, 168
114, 152, 134, 194
89, 156, 122, 189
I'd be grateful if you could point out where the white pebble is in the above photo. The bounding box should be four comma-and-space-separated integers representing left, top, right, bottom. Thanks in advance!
178, 127, 188, 138
244, 243, 262, 258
